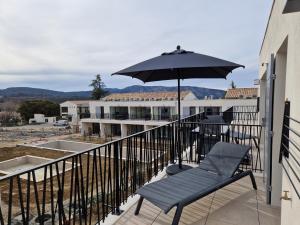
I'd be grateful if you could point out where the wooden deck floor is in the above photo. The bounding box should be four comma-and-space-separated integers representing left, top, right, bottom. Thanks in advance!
113, 175, 280, 225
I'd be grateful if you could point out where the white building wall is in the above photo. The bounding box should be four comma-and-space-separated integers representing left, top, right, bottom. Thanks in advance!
35, 114, 45, 123
45, 117, 56, 124
29, 114, 56, 124
60, 101, 90, 131
259, 0, 300, 223
60, 101, 78, 122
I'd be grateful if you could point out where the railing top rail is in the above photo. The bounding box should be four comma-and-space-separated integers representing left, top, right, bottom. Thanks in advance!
181, 121, 261, 127
223, 111, 258, 113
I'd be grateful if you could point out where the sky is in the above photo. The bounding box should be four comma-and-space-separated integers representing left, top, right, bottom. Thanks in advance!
0, 0, 272, 91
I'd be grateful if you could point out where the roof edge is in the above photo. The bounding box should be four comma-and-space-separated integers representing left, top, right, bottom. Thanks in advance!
260, 0, 276, 55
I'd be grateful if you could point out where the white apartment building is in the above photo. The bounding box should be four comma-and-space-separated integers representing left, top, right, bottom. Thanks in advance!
61, 90, 258, 138
60, 100, 90, 132
259, 0, 300, 224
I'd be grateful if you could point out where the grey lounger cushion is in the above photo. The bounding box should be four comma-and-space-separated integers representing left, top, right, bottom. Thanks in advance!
136, 142, 250, 213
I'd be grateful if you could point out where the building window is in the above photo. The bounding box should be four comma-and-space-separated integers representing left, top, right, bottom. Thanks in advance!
61, 107, 68, 113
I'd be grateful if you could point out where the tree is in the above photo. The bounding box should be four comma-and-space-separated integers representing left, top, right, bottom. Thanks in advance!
89, 74, 108, 100
0, 101, 20, 112
17, 100, 60, 122
230, 80, 237, 89
0, 111, 21, 126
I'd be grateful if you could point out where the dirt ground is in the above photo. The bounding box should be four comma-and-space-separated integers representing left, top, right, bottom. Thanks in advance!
0, 145, 72, 162
65, 134, 109, 144
0, 124, 110, 148
0, 124, 73, 147
0, 131, 168, 224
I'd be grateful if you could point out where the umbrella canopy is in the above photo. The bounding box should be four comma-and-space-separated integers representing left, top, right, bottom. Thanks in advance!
112, 45, 244, 81
112, 45, 244, 170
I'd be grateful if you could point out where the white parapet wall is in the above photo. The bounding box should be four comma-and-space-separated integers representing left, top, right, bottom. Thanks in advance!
0, 155, 73, 182
37, 140, 100, 153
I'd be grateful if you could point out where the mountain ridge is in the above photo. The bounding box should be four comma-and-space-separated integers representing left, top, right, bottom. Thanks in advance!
0, 85, 226, 101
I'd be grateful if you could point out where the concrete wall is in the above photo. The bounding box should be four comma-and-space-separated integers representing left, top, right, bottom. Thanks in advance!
38, 140, 99, 152
29, 114, 57, 124
259, 0, 300, 222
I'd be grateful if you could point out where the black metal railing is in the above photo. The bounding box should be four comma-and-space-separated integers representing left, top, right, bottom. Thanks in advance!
79, 113, 91, 119
102, 113, 129, 120
232, 105, 258, 113
280, 101, 300, 199
222, 106, 259, 124
89, 113, 104, 119
129, 114, 152, 120
90, 113, 178, 121
0, 108, 262, 224
0, 113, 201, 225
152, 114, 178, 121
180, 121, 262, 172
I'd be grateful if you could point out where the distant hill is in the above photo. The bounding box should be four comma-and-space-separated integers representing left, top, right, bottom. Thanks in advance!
0, 85, 225, 101
0, 87, 91, 98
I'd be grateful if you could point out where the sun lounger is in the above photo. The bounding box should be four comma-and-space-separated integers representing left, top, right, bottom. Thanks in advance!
134, 142, 257, 225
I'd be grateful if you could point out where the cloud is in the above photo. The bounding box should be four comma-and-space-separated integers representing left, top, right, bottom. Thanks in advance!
0, 0, 272, 91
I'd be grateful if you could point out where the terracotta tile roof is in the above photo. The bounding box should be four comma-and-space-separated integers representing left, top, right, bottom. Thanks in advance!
103, 91, 192, 101
66, 100, 90, 105
225, 88, 258, 99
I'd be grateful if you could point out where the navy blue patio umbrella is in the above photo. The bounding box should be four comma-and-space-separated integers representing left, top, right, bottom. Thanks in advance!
112, 45, 244, 171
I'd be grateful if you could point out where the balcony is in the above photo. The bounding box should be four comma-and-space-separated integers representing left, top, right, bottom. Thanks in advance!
79, 113, 91, 119
89, 113, 177, 121
114, 175, 280, 225
130, 107, 152, 120
0, 107, 285, 225
129, 114, 152, 120
110, 113, 129, 120
152, 114, 177, 121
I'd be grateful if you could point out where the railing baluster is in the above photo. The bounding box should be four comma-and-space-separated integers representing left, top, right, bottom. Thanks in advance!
17, 175, 26, 224
49, 164, 55, 225
7, 178, 13, 225
32, 170, 42, 224
68, 157, 75, 223
42, 166, 48, 225
26, 173, 31, 225
0, 198, 4, 225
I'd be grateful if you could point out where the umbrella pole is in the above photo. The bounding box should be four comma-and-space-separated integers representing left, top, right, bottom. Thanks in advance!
177, 78, 182, 169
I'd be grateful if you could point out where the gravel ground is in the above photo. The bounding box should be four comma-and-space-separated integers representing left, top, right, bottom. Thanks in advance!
0, 124, 72, 147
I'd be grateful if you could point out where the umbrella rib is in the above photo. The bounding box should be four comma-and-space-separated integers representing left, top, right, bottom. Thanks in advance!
130, 71, 146, 80
210, 67, 229, 78
143, 70, 158, 82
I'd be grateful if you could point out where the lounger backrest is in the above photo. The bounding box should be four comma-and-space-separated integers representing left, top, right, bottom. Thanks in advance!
198, 142, 250, 177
